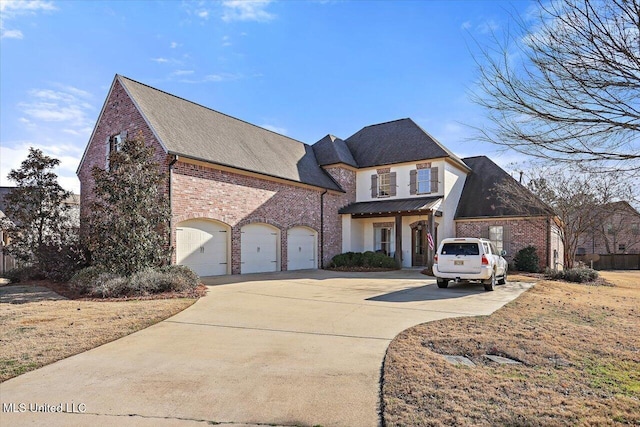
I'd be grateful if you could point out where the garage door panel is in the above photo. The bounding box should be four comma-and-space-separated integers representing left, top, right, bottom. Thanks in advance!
176, 220, 229, 277
287, 227, 317, 271
241, 224, 279, 274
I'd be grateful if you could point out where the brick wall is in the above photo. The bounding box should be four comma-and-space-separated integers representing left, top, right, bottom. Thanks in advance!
77, 78, 170, 237
456, 217, 550, 269
322, 166, 357, 266
171, 162, 339, 273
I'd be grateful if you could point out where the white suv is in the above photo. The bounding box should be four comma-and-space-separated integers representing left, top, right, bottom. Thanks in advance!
433, 238, 508, 291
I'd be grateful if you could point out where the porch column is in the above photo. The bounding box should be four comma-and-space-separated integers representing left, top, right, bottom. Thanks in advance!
395, 214, 402, 268
427, 213, 435, 270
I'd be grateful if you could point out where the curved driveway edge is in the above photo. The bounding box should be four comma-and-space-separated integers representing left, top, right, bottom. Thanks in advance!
0, 270, 533, 426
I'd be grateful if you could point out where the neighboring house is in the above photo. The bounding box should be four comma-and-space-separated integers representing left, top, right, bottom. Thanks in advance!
0, 187, 80, 273
454, 157, 563, 271
77, 75, 560, 276
577, 201, 640, 255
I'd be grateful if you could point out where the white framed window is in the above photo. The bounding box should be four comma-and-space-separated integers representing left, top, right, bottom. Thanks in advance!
489, 225, 504, 254
417, 168, 431, 194
378, 173, 390, 197
374, 226, 393, 256
109, 134, 123, 153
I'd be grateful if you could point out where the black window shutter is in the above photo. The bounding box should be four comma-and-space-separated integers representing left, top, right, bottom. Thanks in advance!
371, 174, 378, 198
389, 172, 397, 196
410, 170, 417, 195
430, 167, 439, 193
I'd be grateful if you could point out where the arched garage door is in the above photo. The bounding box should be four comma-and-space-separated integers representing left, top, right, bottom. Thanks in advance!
287, 227, 317, 270
176, 219, 229, 277
241, 223, 279, 274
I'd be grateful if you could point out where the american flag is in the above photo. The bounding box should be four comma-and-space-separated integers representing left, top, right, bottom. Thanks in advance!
427, 232, 435, 251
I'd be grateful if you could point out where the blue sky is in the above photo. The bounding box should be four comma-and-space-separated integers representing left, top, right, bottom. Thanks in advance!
1, 0, 533, 194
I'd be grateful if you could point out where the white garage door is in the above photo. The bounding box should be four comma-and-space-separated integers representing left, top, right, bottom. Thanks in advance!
176, 219, 229, 277
287, 227, 317, 270
241, 223, 279, 274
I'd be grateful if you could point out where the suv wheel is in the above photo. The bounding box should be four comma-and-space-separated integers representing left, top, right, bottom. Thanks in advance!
484, 272, 495, 291
498, 270, 507, 285
437, 279, 449, 288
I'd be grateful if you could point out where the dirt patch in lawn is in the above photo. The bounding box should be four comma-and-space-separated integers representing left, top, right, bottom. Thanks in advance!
0, 282, 198, 382
382, 271, 640, 426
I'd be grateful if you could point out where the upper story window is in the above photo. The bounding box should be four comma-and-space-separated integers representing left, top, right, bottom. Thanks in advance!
378, 172, 390, 197
631, 223, 639, 235
371, 171, 396, 198
410, 164, 438, 195
109, 134, 123, 153
106, 130, 127, 170
417, 169, 431, 194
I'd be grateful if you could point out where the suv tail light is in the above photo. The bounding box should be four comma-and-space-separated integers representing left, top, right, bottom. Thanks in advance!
481, 254, 489, 265
434, 254, 438, 263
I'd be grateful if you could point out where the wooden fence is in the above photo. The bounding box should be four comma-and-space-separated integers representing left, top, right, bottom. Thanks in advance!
576, 254, 640, 270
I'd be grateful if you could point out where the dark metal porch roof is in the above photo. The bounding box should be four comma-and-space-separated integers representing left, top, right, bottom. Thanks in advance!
339, 196, 442, 217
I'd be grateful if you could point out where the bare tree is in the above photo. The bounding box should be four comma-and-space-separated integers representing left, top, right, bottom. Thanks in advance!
495, 164, 634, 268
473, 0, 640, 172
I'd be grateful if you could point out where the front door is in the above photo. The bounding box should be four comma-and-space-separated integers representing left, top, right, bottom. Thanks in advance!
412, 223, 427, 266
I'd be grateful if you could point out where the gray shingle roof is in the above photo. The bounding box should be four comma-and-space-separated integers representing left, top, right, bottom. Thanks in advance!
455, 156, 553, 219
344, 118, 467, 169
118, 76, 342, 192
339, 196, 442, 216
312, 134, 358, 167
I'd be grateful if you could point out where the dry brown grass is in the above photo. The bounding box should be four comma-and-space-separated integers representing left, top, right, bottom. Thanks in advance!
0, 283, 197, 382
382, 271, 640, 426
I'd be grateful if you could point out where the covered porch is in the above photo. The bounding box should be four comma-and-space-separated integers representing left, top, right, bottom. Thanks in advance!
339, 197, 442, 268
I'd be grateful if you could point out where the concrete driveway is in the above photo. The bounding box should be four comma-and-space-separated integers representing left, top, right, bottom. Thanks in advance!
0, 270, 533, 426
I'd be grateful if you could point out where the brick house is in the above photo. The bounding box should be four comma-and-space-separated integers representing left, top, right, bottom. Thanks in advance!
77, 75, 561, 276
577, 201, 640, 255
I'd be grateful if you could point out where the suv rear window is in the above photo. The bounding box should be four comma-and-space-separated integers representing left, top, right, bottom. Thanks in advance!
441, 243, 480, 256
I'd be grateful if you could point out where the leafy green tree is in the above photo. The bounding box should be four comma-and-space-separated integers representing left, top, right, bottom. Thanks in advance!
1, 148, 73, 265
87, 134, 171, 275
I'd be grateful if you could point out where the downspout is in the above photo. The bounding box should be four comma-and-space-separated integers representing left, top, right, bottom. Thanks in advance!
320, 190, 327, 269
168, 155, 178, 262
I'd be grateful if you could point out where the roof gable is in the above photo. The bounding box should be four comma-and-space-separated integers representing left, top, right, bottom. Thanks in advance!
117, 76, 342, 191
455, 156, 553, 219
344, 118, 466, 168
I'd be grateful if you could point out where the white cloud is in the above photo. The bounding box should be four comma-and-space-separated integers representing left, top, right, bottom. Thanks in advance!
221, 0, 275, 23
18, 87, 93, 128
0, 0, 56, 14
170, 41, 179, 48
197, 9, 209, 19
172, 69, 194, 76
460, 21, 472, 30
0, 0, 57, 39
151, 57, 169, 63
1, 28, 23, 39
260, 124, 287, 135
203, 72, 241, 82
222, 35, 232, 46
477, 19, 499, 34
